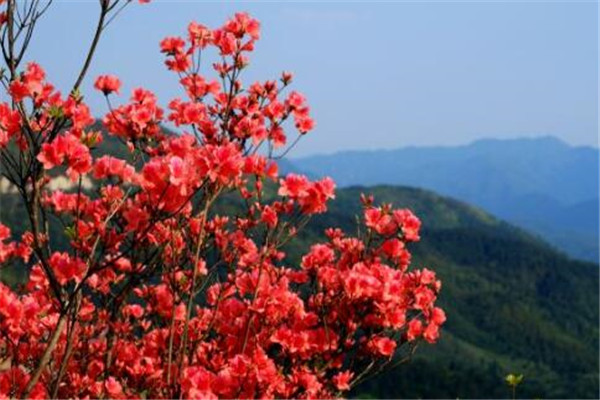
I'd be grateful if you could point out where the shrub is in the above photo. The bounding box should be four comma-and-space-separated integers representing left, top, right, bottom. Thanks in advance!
0, 2, 444, 398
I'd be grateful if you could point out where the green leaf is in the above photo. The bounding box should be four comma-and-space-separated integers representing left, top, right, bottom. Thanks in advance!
505, 373, 524, 387
48, 105, 64, 119
64, 226, 76, 240
70, 88, 83, 102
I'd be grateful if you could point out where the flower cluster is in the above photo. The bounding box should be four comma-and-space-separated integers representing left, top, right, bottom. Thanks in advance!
0, 10, 444, 400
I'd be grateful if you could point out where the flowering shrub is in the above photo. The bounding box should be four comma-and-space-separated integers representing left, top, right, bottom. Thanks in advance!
0, 2, 444, 399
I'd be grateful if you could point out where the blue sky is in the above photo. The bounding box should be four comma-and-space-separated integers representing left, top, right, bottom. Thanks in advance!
16, 0, 600, 156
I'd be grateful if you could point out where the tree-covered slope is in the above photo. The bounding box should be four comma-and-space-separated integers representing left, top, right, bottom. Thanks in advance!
296, 186, 599, 399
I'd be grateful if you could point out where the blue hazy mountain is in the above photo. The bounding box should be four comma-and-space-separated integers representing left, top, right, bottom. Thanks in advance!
293, 136, 599, 262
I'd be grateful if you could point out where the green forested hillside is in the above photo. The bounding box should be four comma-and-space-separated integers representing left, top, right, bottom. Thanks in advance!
297, 186, 599, 399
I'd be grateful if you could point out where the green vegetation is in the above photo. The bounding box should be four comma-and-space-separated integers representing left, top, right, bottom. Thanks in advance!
299, 186, 599, 398
506, 373, 524, 400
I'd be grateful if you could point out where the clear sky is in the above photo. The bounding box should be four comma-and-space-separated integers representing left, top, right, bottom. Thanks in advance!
15, 0, 600, 157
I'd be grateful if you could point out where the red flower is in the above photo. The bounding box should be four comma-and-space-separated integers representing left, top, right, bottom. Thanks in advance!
94, 74, 122, 95
281, 71, 293, 85
394, 208, 421, 241
105, 377, 124, 399
423, 322, 440, 343
278, 173, 309, 198
49, 252, 87, 285
431, 307, 447, 325
295, 116, 315, 134
407, 319, 423, 341
37, 133, 92, 179
261, 205, 278, 228
160, 36, 186, 54
8, 80, 29, 101
332, 371, 353, 391
370, 336, 397, 357
93, 155, 135, 182
364, 207, 395, 235
188, 21, 212, 48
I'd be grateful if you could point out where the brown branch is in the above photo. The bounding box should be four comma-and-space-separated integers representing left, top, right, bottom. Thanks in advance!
175, 187, 222, 393
21, 312, 68, 398
72, 0, 109, 91
50, 291, 82, 398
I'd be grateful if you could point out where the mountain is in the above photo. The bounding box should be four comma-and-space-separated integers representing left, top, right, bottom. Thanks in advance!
292, 137, 600, 262
296, 186, 599, 399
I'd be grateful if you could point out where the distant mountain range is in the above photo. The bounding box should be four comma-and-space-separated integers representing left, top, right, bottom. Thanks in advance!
291, 136, 599, 262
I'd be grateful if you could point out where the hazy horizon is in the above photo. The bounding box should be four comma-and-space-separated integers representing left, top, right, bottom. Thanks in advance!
7, 1, 598, 157
288, 133, 599, 159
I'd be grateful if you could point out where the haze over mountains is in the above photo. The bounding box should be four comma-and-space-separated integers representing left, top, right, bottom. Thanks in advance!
292, 136, 599, 263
